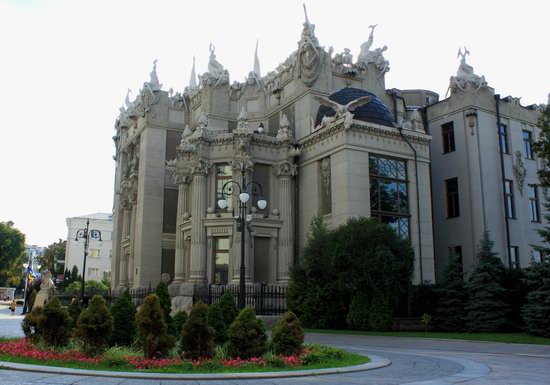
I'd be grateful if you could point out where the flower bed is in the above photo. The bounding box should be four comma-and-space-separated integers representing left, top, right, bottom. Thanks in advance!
0, 339, 368, 373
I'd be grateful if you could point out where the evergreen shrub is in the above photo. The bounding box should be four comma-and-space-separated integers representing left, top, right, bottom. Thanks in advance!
207, 302, 227, 345
218, 291, 239, 327
434, 251, 467, 331
109, 290, 136, 347
37, 296, 71, 346
271, 311, 304, 356
67, 298, 82, 329
180, 303, 214, 359
155, 281, 174, 334
76, 295, 114, 354
522, 262, 550, 337
346, 292, 370, 330
21, 307, 42, 342
367, 292, 393, 331
227, 306, 267, 359
135, 294, 175, 358
173, 310, 188, 335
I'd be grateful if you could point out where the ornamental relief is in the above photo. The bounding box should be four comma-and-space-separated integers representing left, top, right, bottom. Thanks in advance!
273, 160, 298, 177
513, 150, 527, 195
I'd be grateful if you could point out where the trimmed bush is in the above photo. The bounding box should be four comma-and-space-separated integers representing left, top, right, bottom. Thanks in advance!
21, 307, 42, 342
76, 295, 114, 354
227, 306, 267, 359
207, 302, 227, 345
109, 290, 136, 347
38, 296, 71, 346
218, 291, 239, 327
347, 292, 370, 330
368, 292, 392, 331
271, 311, 304, 356
173, 310, 188, 335
135, 294, 175, 358
155, 281, 174, 334
180, 303, 214, 359
67, 298, 82, 329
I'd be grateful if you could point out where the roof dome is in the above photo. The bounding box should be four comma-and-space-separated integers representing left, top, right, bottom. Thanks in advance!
314, 88, 394, 127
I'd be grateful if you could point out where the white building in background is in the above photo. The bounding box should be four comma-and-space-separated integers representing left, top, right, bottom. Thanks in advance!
24, 244, 44, 273
64, 213, 113, 282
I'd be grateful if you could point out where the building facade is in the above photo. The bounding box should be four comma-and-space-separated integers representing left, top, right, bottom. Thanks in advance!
110, 15, 436, 305
64, 213, 113, 282
427, 50, 546, 277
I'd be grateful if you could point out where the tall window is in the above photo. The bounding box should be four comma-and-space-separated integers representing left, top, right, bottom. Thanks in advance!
369, 155, 409, 239
216, 164, 232, 210
442, 122, 455, 153
528, 185, 540, 222
509, 246, 519, 269
504, 180, 515, 219
498, 124, 509, 154
523, 130, 533, 159
213, 237, 229, 284
445, 178, 460, 218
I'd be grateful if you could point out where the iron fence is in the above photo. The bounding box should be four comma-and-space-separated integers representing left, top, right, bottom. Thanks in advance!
192, 283, 288, 315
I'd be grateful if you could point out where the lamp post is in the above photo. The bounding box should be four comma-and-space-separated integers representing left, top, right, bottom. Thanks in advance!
217, 170, 267, 308
75, 219, 102, 302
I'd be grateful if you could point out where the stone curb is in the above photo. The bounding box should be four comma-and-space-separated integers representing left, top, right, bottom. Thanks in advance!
0, 355, 390, 380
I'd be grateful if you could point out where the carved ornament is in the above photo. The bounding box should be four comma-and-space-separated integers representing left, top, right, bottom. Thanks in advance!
513, 151, 527, 195
273, 160, 297, 178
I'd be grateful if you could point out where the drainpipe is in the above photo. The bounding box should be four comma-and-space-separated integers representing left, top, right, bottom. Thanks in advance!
388, 90, 424, 282
495, 95, 512, 268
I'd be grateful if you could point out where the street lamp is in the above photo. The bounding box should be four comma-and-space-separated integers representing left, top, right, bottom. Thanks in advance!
75, 219, 102, 302
218, 170, 267, 309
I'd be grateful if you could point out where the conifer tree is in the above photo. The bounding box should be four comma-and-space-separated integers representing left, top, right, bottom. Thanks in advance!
180, 303, 214, 359
218, 291, 239, 327
109, 290, 136, 346
522, 262, 550, 337
173, 310, 188, 335
227, 306, 267, 359
207, 302, 227, 345
67, 297, 82, 329
271, 311, 304, 356
155, 281, 174, 334
76, 295, 114, 354
434, 251, 467, 331
464, 231, 511, 332
37, 297, 71, 346
135, 294, 175, 358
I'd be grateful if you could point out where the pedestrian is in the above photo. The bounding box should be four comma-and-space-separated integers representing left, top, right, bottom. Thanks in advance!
9, 299, 16, 316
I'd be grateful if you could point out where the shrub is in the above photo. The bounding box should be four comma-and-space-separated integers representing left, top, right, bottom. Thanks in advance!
29, 289, 37, 310
180, 303, 214, 359
271, 311, 304, 356
207, 302, 227, 345
67, 298, 82, 329
347, 292, 370, 330
21, 307, 42, 342
155, 281, 174, 334
109, 290, 136, 347
368, 292, 393, 331
173, 310, 188, 335
301, 344, 344, 365
75, 295, 114, 355
37, 296, 71, 346
227, 306, 267, 359
218, 291, 239, 327
64, 280, 109, 297
434, 251, 466, 331
522, 262, 550, 337
135, 294, 175, 358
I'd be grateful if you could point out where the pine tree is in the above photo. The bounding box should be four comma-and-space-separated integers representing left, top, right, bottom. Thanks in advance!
109, 290, 136, 346
37, 297, 71, 347
227, 306, 267, 359
173, 310, 188, 335
155, 281, 174, 335
207, 302, 227, 345
76, 295, 114, 354
67, 297, 82, 329
464, 231, 511, 332
218, 291, 239, 327
180, 303, 214, 359
434, 251, 467, 331
135, 294, 175, 358
522, 262, 550, 337
271, 311, 304, 356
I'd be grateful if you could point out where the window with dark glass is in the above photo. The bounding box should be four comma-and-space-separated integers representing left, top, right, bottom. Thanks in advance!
509, 246, 519, 269
445, 178, 460, 218
499, 124, 509, 154
216, 164, 232, 210
442, 122, 455, 153
504, 180, 515, 219
523, 130, 533, 159
528, 185, 540, 222
214, 237, 229, 284
369, 155, 409, 239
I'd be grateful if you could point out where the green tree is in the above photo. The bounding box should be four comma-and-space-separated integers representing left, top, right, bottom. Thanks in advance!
67, 298, 82, 329
271, 311, 304, 356
37, 239, 66, 277
206, 302, 227, 345
532, 104, 550, 185
227, 306, 267, 359
180, 303, 214, 359
434, 251, 467, 331
289, 216, 414, 329
135, 294, 175, 358
154, 281, 174, 334
65, 280, 108, 297
76, 295, 114, 354
0, 221, 26, 286
37, 297, 72, 346
465, 231, 511, 332
522, 261, 550, 337
173, 310, 188, 335
218, 291, 239, 327
109, 290, 136, 346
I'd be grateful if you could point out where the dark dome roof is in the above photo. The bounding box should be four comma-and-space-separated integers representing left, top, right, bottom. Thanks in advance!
314, 88, 394, 127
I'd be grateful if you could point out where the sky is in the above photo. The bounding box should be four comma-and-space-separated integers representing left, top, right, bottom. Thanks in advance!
0, 0, 548, 247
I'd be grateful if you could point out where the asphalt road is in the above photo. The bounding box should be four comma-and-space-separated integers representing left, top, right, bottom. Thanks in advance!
0, 303, 549, 384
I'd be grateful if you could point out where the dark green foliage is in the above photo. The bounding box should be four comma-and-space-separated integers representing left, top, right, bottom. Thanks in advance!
367, 291, 393, 331
227, 306, 267, 359
21, 307, 42, 341
109, 290, 136, 347
218, 291, 239, 327
76, 295, 113, 354
135, 294, 175, 358
38, 297, 71, 346
532, 104, 550, 186
522, 262, 550, 337
346, 292, 370, 330
465, 231, 511, 332
67, 298, 82, 329
180, 303, 214, 359
501, 267, 529, 329
154, 281, 174, 335
408, 283, 440, 318
289, 216, 414, 329
0, 221, 26, 287
29, 289, 37, 309
434, 252, 467, 331
173, 310, 188, 335
207, 302, 227, 345
271, 311, 304, 356
37, 239, 65, 277
64, 280, 108, 297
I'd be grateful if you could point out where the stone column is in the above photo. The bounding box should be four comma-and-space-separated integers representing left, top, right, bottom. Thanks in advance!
274, 160, 297, 282
118, 253, 129, 288
117, 204, 131, 289
128, 203, 137, 286
188, 160, 210, 283
173, 177, 191, 283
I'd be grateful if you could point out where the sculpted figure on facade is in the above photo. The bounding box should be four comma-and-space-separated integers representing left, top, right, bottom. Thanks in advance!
277, 113, 293, 140
513, 150, 527, 195
236, 107, 249, 130
314, 94, 374, 118
273, 160, 298, 178
296, 4, 325, 87
197, 111, 208, 130
227, 81, 243, 99
145, 60, 162, 93
320, 157, 331, 195
202, 44, 230, 89
230, 158, 254, 174
358, 24, 377, 64
410, 108, 423, 131
449, 47, 487, 93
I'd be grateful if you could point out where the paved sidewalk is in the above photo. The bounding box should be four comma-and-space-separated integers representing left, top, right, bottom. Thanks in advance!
0, 303, 25, 338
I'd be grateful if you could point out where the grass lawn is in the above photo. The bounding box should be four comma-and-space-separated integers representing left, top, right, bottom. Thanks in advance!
305, 329, 550, 345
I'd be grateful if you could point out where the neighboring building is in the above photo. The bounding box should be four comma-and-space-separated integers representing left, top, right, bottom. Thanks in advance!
110, 13, 436, 303
427, 49, 546, 277
25, 244, 44, 274
64, 213, 113, 282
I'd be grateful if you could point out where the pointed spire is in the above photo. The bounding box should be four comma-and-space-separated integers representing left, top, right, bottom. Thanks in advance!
189, 55, 197, 89
303, 3, 310, 25
253, 39, 261, 77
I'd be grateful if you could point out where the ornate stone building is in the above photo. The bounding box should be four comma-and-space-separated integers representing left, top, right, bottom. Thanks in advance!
110, 12, 437, 307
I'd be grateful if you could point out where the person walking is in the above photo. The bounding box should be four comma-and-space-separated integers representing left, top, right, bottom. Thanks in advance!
9, 300, 16, 316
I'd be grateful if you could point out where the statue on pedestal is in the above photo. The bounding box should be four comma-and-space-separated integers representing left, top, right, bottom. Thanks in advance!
32, 271, 55, 310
